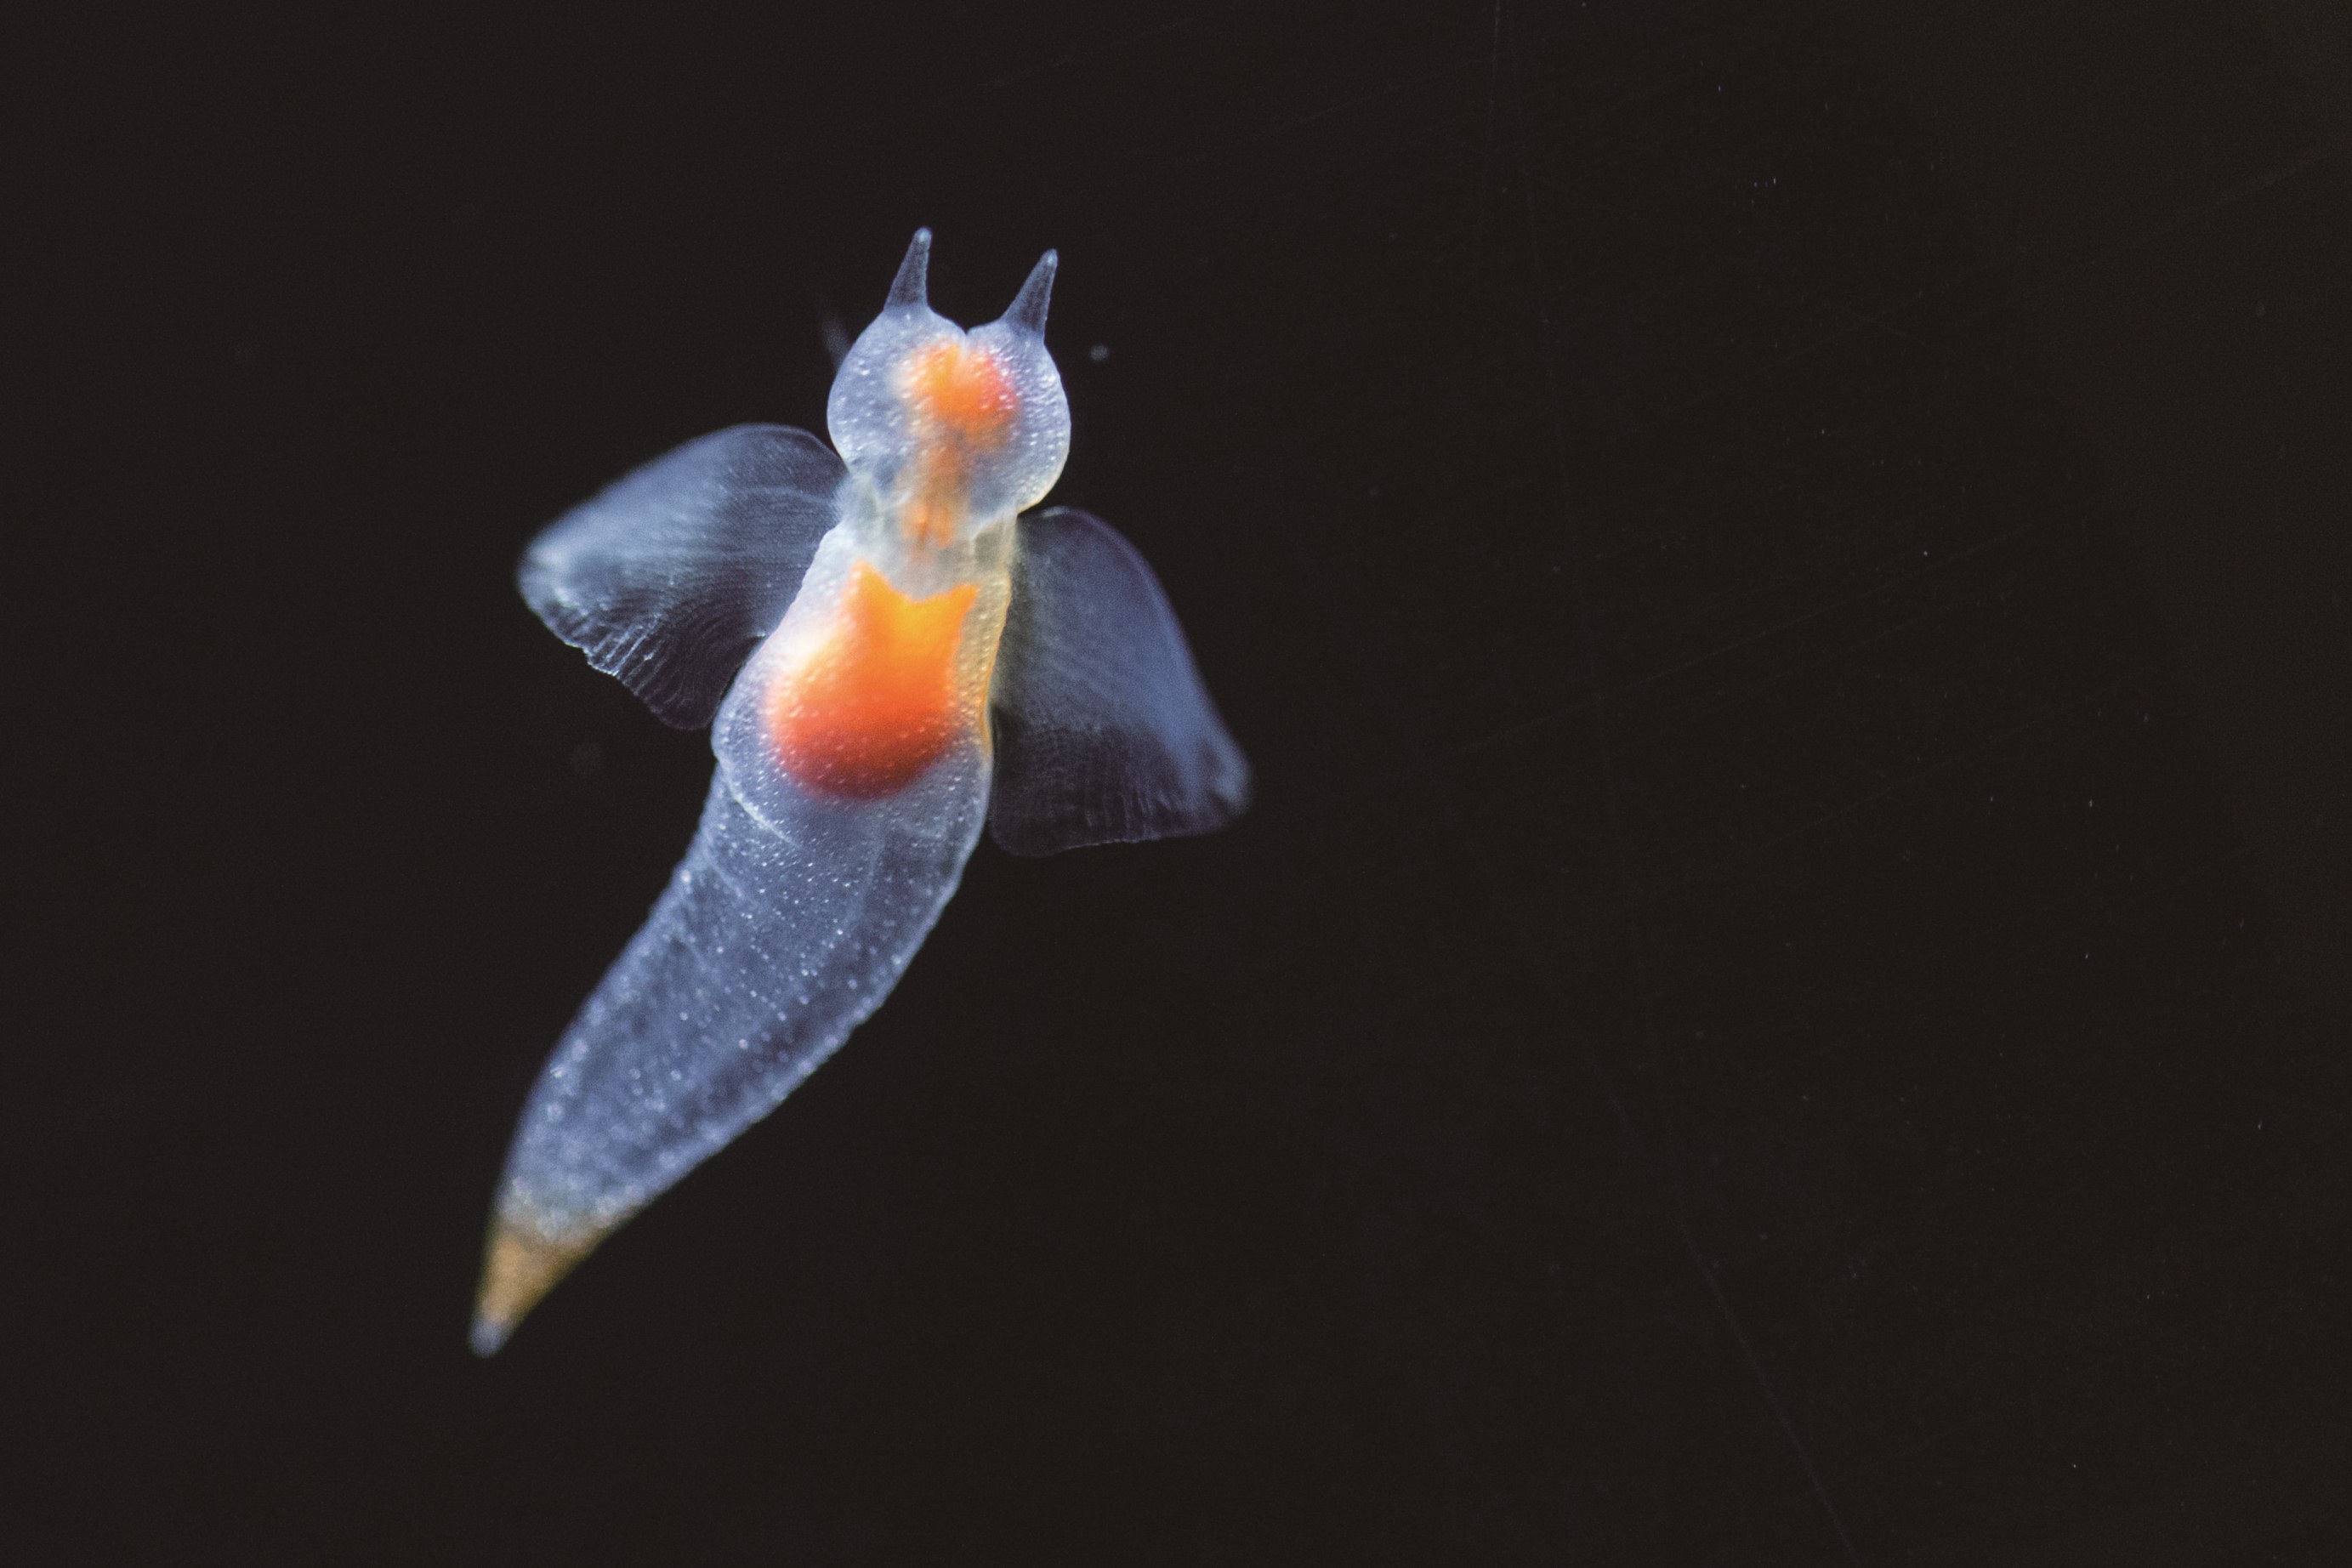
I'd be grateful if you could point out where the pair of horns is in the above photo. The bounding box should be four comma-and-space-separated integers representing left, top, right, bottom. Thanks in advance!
885, 228, 1057, 335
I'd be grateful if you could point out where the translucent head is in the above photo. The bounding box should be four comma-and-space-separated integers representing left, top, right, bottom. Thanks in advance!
827, 230, 1071, 539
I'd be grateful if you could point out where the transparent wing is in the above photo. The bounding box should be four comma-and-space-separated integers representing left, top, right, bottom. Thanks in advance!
987, 507, 1251, 855
520, 424, 846, 727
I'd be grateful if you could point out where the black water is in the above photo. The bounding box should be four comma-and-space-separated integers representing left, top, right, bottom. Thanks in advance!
9, 2, 2350, 1559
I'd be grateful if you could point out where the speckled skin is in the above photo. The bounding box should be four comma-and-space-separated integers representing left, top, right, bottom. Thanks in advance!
476, 232, 1246, 1353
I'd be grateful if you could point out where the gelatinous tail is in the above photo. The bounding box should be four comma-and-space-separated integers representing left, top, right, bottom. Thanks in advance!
471, 753, 989, 1354
469, 1210, 607, 1355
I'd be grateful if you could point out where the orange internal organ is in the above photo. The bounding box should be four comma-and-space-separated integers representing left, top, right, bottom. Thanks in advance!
767, 560, 980, 799
904, 340, 1014, 440
899, 343, 1016, 548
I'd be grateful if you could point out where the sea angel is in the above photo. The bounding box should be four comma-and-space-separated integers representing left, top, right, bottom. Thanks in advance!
472, 231, 1249, 1354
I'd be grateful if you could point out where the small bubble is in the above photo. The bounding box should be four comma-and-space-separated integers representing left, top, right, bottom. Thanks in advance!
569, 741, 603, 777
1088, 344, 1110, 362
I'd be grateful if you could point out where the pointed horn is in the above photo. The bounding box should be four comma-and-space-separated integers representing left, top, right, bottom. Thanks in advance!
1002, 249, 1058, 335
887, 228, 933, 309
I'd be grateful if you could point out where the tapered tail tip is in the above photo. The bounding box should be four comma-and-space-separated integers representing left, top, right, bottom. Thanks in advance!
469, 1310, 512, 1358
470, 1214, 596, 1356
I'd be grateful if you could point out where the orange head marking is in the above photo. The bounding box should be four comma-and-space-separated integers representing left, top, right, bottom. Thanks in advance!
766, 561, 980, 799
896, 342, 1017, 546
903, 341, 1015, 443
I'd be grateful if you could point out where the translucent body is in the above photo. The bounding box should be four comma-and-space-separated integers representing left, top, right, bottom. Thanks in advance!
478, 735, 991, 1347
476, 232, 1248, 1352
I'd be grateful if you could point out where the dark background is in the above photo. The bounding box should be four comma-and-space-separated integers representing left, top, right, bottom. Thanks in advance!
7, 1, 2350, 1560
